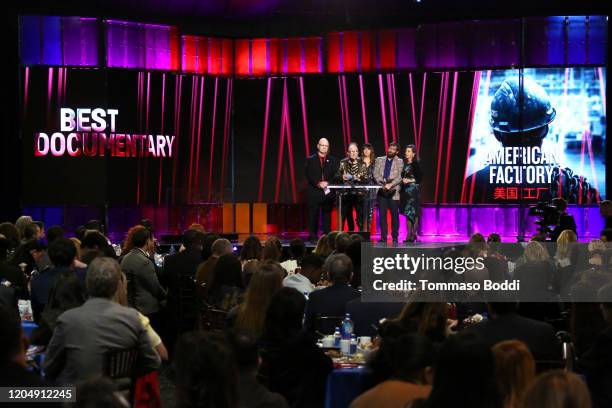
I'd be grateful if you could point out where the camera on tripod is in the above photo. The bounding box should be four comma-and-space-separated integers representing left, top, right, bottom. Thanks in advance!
528, 202, 561, 237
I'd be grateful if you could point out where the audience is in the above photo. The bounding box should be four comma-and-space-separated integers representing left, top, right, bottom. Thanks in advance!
262, 237, 283, 264
303, 253, 360, 333
227, 330, 289, 408
576, 282, 612, 408
44, 257, 161, 384
492, 340, 536, 408
379, 302, 449, 344
312, 234, 332, 258
174, 331, 237, 408
231, 262, 284, 337
241, 235, 263, 267
259, 287, 333, 408
466, 302, 559, 360
30, 237, 85, 323
416, 334, 502, 408
161, 229, 205, 349
282, 253, 324, 295
351, 334, 434, 408
522, 370, 592, 408
195, 238, 233, 298
206, 253, 245, 311
0, 305, 48, 386
280, 238, 306, 274
120, 226, 166, 330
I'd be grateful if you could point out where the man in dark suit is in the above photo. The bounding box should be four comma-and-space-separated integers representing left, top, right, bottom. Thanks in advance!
161, 229, 205, 351
465, 302, 560, 360
30, 238, 86, 323
345, 299, 404, 337
305, 138, 340, 242
44, 257, 161, 385
120, 228, 166, 331
373, 142, 403, 243
304, 254, 360, 334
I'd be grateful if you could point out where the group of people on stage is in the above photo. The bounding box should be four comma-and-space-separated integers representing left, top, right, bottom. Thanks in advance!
305, 137, 422, 243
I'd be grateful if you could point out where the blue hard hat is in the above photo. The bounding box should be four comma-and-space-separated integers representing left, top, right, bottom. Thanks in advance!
490, 77, 556, 133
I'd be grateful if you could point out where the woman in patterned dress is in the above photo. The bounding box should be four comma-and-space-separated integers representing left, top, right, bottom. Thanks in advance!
401, 145, 422, 242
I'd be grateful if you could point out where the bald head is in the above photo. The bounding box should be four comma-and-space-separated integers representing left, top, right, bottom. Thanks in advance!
317, 138, 330, 156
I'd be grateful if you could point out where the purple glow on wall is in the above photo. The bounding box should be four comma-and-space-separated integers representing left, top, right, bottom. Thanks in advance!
106, 20, 179, 70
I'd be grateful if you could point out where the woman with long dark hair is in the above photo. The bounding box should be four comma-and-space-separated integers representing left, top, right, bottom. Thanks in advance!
361, 143, 377, 231
401, 144, 422, 242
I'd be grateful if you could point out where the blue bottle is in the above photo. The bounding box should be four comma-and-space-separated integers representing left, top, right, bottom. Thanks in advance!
333, 327, 342, 348
341, 313, 354, 339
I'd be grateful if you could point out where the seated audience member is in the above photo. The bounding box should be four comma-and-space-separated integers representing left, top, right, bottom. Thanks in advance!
174, 331, 237, 408
231, 262, 284, 337
351, 334, 434, 408
31, 270, 86, 346
282, 254, 324, 295
23, 222, 42, 242
0, 222, 20, 252
492, 340, 536, 408
416, 334, 502, 408
240, 236, 263, 267
113, 271, 168, 361
312, 234, 331, 259
259, 287, 333, 408
303, 254, 360, 333
0, 305, 48, 386
0, 236, 28, 301
15, 215, 33, 241
569, 280, 608, 356
577, 282, 612, 408
44, 257, 161, 384
465, 302, 559, 360
81, 230, 115, 263
228, 330, 289, 408
74, 377, 129, 408
262, 237, 283, 264
346, 298, 404, 338
120, 226, 166, 328
345, 239, 362, 289
485, 234, 509, 282
243, 259, 261, 287
206, 253, 245, 311
30, 238, 85, 323
161, 229, 205, 347
280, 238, 306, 275
379, 302, 449, 344
45, 225, 65, 244
333, 232, 351, 255
195, 238, 233, 297
201, 233, 220, 260
522, 370, 592, 408
10, 239, 46, 276
327, 231, 340, 253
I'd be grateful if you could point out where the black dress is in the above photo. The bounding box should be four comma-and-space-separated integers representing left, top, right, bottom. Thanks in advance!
400, 161, 422, 224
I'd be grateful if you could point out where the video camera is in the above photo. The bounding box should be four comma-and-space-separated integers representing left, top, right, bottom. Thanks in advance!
528, 202, 561, 237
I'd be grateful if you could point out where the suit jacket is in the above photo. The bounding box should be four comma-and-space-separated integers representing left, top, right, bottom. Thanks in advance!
30, 266, 87, 323
303, 283, 360, 333
161, 249, 202, 328
43, 297, 161, 384
345, 299, 404, 337
373, 156, 404, 200
305, 154, 340, 199
465, 312, 560, 360
120, 248, 166, 315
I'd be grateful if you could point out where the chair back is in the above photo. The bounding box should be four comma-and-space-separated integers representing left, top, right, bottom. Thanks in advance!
104, 347, 139, 380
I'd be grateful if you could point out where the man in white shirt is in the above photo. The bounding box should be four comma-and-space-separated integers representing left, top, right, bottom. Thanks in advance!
282, 254, 324, 295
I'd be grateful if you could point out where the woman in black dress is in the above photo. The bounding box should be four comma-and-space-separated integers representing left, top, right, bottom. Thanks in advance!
361, 143, 377, 231
401, 145, 422, 242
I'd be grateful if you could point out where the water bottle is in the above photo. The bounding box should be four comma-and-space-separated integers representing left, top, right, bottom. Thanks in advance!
350, 334, 357, 355
333, 327, 342, 348
341, 313, 354, 340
